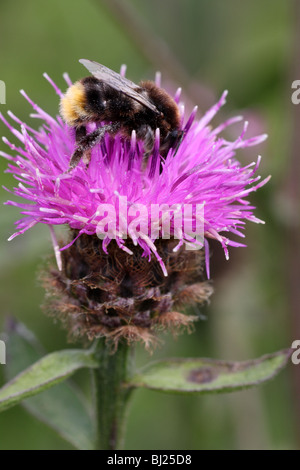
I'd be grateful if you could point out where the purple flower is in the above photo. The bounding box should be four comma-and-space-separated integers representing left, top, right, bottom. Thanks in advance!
0, 72, 269, 278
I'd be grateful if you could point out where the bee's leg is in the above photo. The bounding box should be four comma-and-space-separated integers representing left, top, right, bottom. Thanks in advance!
75, 125, 87, 143
66, 126, 88, 171
139, 125, 154, 158
68, 123, 120, 171
171, 129, 185, 156
136, 125, 154, 171
158, 130, 185, 173
75, 125, 91, 166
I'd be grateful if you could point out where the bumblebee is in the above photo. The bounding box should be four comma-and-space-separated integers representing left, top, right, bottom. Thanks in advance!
60, 59, 183, 170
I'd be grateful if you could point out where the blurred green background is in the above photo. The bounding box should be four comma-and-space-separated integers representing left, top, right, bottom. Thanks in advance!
0, 0, 299, 450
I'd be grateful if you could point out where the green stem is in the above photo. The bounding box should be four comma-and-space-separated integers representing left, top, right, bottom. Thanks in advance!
92, 339, 134, 450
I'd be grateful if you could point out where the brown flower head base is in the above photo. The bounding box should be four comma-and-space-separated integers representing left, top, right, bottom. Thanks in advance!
42, 232, 213, 350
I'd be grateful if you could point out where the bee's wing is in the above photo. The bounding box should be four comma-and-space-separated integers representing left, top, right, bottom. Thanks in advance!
79, 59, 160, 115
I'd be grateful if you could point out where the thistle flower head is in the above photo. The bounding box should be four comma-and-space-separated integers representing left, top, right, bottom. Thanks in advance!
0, 69, 269, 348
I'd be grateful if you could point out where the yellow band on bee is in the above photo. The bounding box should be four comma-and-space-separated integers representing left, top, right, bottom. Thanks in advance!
60, 81, 86, 126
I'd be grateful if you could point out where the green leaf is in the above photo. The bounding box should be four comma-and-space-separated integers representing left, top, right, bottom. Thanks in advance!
4, 320, 96, 450
0, 329, 98, 414
128, 349, 291, 394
